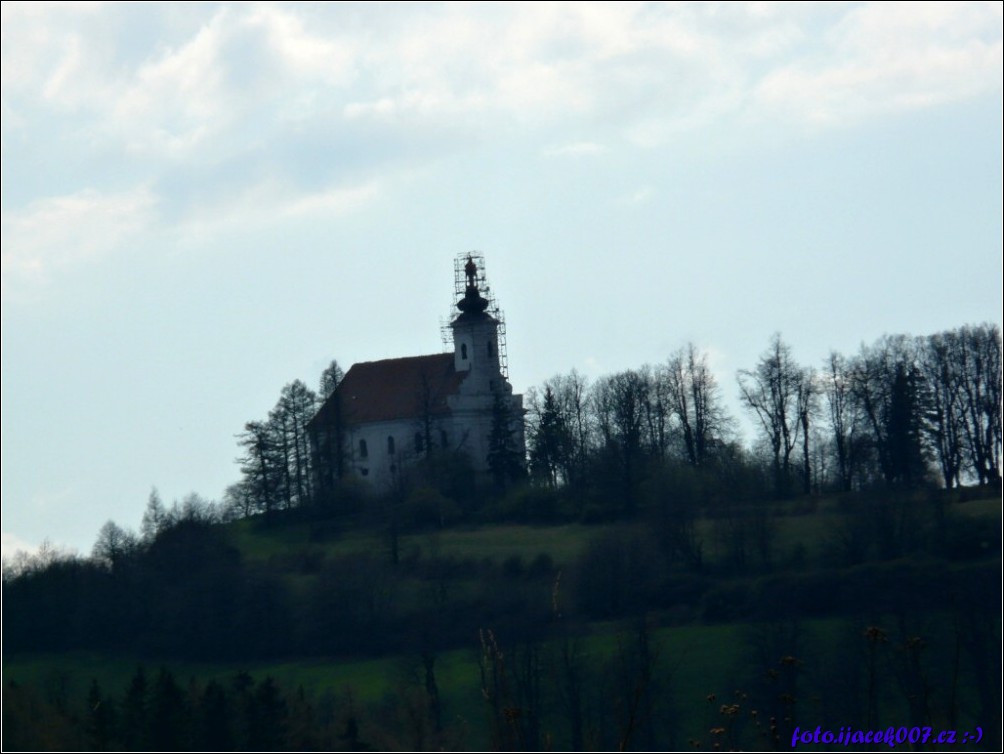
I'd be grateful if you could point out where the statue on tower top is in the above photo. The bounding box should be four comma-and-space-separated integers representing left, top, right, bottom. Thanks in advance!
465, 254, 479, 291
457, 253, 490, 315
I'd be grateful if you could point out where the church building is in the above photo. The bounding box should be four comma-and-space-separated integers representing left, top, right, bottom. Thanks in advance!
308, 253, 524, 491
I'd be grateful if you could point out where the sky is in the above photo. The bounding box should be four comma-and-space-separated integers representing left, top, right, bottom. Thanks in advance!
2, 2, 1002, 557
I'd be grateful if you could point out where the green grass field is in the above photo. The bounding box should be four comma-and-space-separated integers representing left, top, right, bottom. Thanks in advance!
227, 518, 604, 567
2, 620, 746, 736
5, 493, 997, 749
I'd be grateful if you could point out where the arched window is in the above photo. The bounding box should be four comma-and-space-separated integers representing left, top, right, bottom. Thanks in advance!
359, 439, 368, 458
461, 343, 468, 360
415, 432, 424, 453
487, 341, 494, 358
387, 436, 396, 455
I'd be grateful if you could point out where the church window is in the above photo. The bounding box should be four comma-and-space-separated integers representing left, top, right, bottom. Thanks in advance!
461, 343, 468, 360
359, 439, 368, 458
415, 432, 424, 453
387, 436, 396, 455
487, 341, 494, 358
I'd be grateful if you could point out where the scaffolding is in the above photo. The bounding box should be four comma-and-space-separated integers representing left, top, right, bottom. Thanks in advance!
441, 251, 510, 380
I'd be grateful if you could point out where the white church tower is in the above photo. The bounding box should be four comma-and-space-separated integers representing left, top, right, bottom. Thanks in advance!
446, 253, 523, 477
451, 254, 502, 389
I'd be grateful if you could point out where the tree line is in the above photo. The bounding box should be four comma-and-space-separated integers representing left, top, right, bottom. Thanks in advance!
223, 322, 999, 527
3, 666, 364, 751
523, 323, 1001, 510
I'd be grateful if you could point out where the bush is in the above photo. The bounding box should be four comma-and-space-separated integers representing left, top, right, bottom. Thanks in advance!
702, 580, 752, 622
403, 487, 461, 529
941, 514, 1000, 560
484, 483, 564, 523
572, 532, 664, 618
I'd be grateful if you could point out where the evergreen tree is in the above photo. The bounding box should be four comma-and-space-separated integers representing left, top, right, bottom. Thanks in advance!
487, 392, 525, 490
247, 677, 288, 750
85, 679, 116, 751
119, 667, 149, 750
195, 680, 234, 752
140, 488, 169, 542
885, 361, 930, 487
237, 420, 281, 518
319, 359, 345, 400
149, 667, 187, 750
529, 386, 571, 487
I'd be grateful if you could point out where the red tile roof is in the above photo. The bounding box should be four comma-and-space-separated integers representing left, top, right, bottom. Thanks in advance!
310, 353, 465, 428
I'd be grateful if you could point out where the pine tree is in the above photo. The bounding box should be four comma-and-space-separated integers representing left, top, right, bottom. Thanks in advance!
529, 386, 570, 487
488, 392, 525, 490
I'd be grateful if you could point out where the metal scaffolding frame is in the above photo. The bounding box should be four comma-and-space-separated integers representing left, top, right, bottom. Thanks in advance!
441, 251, 510, 380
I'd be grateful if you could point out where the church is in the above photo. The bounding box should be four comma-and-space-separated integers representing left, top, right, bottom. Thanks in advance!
308, 253, 525, 491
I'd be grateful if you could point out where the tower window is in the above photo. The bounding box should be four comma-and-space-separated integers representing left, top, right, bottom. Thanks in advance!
415, 432, 424, 453
461, 343, 468, 360
487, 341, 494, 358
387, 436, 396, 455
440, 429, 449, 448
359, 439, 368, 458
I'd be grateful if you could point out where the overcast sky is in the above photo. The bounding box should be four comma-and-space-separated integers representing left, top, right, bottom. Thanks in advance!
2, 2, 1001, 556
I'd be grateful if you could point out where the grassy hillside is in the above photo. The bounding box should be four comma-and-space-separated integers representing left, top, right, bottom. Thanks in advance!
4, 491, 999, 750
223, 491, 999, 573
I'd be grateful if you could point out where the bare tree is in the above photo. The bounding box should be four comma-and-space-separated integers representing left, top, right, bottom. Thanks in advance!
92, 520, 137, 569
592, 370, 650, 511
956, 324, 1002, 486
919, 331, 965, 488
662, 343, 730, 467
737, 334, 805, 497
823, 351, 864, 491
223, 479, 258, 520
849, 335, 930, 488
796, 365, 818, 494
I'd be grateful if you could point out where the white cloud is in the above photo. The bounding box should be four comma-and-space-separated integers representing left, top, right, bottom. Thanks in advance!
1, 532, 79, 569
542, 141, 606, 157
280, 180, 380, 219
1, 3, 96, 94
343, 97, 400, 120
2, 2, 999, 272
582, 355, 605, 378
1, 186, 157, 287
245, 4, 357, 84
172, 177, 381, 246
5, 3, 999, 144
617, 186, 655, 205
2, 531, 40, 559
752, 1, 1003, 128
110, 10, 234, 157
